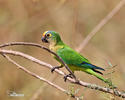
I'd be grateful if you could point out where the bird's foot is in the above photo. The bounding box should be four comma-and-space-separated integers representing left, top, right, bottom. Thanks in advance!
51, 66, 62, 73
64, 74, 73, 82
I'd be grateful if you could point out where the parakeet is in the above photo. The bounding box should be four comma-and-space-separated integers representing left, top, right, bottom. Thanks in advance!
41, 31, 113, 86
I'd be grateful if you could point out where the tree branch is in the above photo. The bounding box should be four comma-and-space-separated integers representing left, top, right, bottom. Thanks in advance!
0, 42, 125, 98
0, 42, 76, 81
2, 54, 79, 99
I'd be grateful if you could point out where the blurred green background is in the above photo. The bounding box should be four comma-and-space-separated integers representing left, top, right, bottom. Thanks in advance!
0, 0, 125, 100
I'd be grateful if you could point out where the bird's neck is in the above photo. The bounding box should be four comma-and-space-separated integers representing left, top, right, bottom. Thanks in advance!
49, 40, 64, 52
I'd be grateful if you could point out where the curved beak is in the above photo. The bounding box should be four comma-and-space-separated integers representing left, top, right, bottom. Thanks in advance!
41, 36, 49, 43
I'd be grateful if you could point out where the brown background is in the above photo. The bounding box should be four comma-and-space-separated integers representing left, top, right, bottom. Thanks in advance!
0, 0, 125, 100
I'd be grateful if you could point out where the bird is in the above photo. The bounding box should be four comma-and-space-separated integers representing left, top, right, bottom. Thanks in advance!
41, 30, 114, 87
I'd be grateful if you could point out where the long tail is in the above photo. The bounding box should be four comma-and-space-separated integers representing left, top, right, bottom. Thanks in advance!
84, 69, 113, 86
92, 69, 103, 75
81, 62, 105, 71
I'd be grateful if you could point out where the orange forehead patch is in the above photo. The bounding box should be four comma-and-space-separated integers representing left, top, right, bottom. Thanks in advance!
42, 31, 48, 36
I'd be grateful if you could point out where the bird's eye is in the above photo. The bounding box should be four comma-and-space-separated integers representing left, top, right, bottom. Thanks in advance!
46, 33, 51, 37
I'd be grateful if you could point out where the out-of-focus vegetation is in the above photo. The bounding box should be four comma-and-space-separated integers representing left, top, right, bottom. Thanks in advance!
0, 0, 125, 100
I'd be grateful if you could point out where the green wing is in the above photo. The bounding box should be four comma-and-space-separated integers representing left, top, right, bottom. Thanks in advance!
56, 46, 90, 66
56, 45, 104, 70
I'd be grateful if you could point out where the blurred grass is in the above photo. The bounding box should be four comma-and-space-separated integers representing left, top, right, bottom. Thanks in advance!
0, 0, 125, 100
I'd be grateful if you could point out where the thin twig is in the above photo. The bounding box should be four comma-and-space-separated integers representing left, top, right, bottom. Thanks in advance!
2, 54, 79, 99
0, 43, 125, 98
30, 75, 59, 100
0, 42, 76, 81
76, 0, 125, 52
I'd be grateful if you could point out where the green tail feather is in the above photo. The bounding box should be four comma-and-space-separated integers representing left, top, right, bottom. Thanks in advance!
84, 69, 116, 88
94, 73, 111, 85
94, 73, 116, 88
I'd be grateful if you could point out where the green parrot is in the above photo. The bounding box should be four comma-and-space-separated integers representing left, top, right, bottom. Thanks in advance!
41, 31, 113, 86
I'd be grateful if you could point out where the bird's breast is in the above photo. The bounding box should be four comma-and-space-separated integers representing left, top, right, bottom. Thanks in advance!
49, 45, 64, 53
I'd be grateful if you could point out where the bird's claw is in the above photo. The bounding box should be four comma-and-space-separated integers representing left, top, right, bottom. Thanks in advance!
51, 67, 56, 73
64, 74, 73, 82
51, 66, 62, 73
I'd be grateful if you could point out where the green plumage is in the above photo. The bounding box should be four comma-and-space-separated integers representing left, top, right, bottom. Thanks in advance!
41, 31, 114, 87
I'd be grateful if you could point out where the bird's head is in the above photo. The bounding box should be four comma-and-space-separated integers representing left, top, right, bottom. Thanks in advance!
41, 31, 62, 45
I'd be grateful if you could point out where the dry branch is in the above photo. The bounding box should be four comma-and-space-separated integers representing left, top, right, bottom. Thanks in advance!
2, 54, 79, 99
0, 42, 76, 81
0, 42, 125, 98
